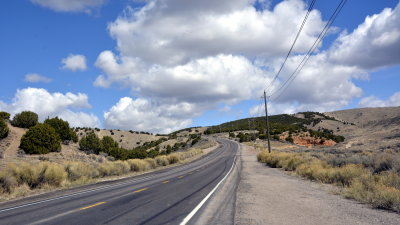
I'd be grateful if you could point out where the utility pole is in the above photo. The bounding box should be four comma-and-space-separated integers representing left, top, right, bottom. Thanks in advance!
264, 90, 271, 153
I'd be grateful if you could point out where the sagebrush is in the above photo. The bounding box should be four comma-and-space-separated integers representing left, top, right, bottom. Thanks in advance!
257, 151, 400, 212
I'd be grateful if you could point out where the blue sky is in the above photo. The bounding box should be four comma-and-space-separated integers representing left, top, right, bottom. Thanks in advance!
0, 0, 399, 133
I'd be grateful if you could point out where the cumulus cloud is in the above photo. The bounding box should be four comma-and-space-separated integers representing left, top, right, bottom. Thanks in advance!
58, 110, 100, 128
104, 97, 195, 134
93, 75, 111, 88
250, 102, 297, 116
107, 0, 325, 66
96, 0, 400, 131
94, 0, 331, 131
24, 73, 52, 83
0, 87, 99, 127
95, 53, 267, 103
61, 54, 87, 71
359, 92, 400, 108
263, 2, 400, 114
31, 0, 105, 13
267, 53, 364, 106
329, 4, 400, 69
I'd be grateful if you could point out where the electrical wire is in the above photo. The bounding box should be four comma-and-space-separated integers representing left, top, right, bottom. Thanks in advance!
269, 0, 348, 102
265, 0, 317, 95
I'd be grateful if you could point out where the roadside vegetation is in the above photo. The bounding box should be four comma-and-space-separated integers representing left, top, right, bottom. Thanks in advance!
257, 150, 400, 212
0, 110, 212, 201
0, 148, 202, 200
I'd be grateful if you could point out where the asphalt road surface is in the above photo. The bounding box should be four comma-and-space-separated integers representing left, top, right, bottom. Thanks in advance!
0, 139, 238, 225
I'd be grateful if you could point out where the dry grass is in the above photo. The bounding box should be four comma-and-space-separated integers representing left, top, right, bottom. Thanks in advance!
127, 159, 148, 172
258, 151, 400, 212
0, 148, 203, 200
155, 155, 170, 166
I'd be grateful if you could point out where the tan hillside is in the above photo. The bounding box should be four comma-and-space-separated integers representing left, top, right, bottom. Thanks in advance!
320, 106, 400, 151
0, 123, 206, 169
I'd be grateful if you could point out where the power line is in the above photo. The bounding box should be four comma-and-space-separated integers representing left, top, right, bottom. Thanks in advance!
265, 0, 317, 95
270, 0, 348, 101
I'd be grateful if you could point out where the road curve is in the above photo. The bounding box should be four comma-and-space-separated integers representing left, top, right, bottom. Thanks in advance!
0, 139, 238, 225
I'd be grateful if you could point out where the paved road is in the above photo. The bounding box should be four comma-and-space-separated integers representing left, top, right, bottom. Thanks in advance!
0, 139, 238, 225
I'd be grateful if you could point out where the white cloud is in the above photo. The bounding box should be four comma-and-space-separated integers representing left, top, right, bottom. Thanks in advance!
95, 53, 267, 103
104, 97, 194, 134
58, 110, 100, 128
250, 103, 297, 116
264, 2, 400, 113
31, 0, 105, 13
61, 54, 87, 71
0, 87, 99, 128
328, 4, 400, 69
359, 92, 400, 108
24, 73, 52, 83
93, 75, 111, 88
267, 53, 364, 107
96, 0, 400, 132
108, 0, 325, 66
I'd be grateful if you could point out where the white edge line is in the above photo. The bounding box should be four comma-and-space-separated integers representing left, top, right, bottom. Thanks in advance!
180, 145, 238, 225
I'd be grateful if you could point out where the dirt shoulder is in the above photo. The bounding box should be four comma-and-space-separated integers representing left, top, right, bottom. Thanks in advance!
235, 144, 400, 225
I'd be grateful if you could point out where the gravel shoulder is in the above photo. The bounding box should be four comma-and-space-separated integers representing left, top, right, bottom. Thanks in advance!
235, 144, 400, 225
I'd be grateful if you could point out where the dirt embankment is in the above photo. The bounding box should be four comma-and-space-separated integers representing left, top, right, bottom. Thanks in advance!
278, 132, 336, 147
235, 144, 400, 225
0, 123, 25, 163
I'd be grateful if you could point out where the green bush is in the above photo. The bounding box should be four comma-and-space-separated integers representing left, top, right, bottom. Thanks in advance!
11, 111, 38, 128
101, 136, 119, 153
0, 111, 10, 120
0, 119, 9, 139
79, 132, 101, 154
20, 124, 61, 154
44, 117, 77, 143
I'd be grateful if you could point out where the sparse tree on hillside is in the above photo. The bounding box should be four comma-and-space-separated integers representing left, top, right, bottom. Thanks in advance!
20, 123, 61, 154
166, 145, 172, 154
101, 136, 119, 154
11, 111, 38, 128
44, 117, 77, 143
0, 112, 10, 120
79, 132, 101, 154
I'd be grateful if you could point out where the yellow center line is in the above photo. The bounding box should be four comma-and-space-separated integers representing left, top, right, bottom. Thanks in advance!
134, 188, 148, 193
80, 202, 106, 210
178, 176, 184, 179
162, 180, 169, 184
188, 172, 193, 174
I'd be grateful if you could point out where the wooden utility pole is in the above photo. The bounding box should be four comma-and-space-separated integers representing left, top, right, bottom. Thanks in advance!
264, 90, 272, 153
